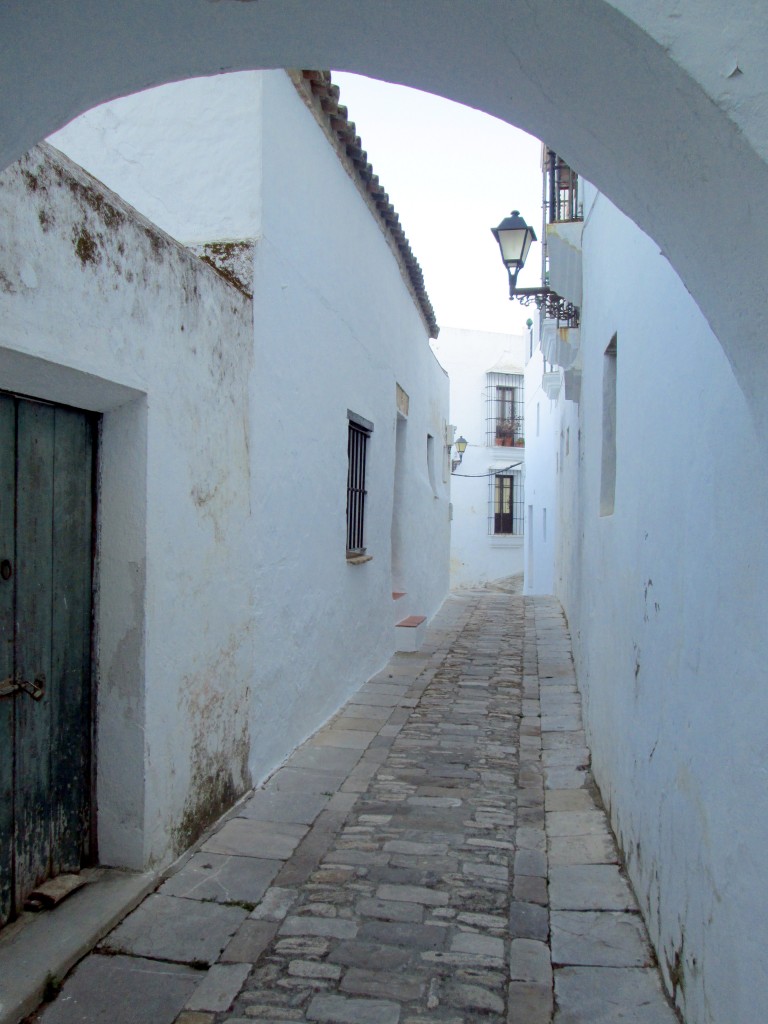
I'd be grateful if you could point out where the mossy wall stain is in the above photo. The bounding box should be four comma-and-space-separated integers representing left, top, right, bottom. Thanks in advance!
67, 177, 126, 231
169, 628, 253, 859
0, 269, 17, 294
22, 169, 44, 194
170, 732, 251, 856
200, 254, 251, 297
73, 225, 101, 266
193, 240, 254, 298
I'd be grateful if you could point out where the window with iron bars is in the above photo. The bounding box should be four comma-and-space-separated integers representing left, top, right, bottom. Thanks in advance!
346, 412, 373, 557
489, 470, 524, 536
486, 372, 525, 448
545, 148, 582, 224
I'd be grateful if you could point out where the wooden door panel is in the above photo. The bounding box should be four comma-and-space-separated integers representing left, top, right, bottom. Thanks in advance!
50, 406, 94, 873
14, 400, 56, 905
0, 395, 15, 924
0, 394, 95, 926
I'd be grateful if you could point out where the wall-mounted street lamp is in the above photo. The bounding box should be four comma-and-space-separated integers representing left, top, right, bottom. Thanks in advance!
451, 435, 468, 473
491, 210, 580, 325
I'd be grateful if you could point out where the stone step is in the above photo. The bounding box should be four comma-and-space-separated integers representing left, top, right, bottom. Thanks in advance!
394, 614, 427, 652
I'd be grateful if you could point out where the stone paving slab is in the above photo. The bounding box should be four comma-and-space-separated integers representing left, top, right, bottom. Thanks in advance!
101, 894, 247, 965
548, 833, 618, 866
39, 955, 200, 1024
551, 911, 654, 967
186, 964, 252, 1013
545, 790, 597, 812
553, 967, 679, 1023
159, 852, 281, 905
220, 919, 279, 964
546, 811, 611, 836
287, 743, 366, 768
264, 768, 350, 795
549, 865, 638, 912
339, 703, 394, 721
236, 790, 330, 824
27, 593, 680, 1024
309, 729, 376, 753
202, 819, 307, 860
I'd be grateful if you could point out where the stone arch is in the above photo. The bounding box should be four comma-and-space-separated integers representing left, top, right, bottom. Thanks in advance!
3, 1, 767, 425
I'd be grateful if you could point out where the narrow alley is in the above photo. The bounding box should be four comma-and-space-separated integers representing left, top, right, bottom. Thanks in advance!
23, 592, 676, 1024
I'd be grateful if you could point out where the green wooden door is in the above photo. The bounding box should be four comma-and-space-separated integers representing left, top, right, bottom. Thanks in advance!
0, 392, 96, 926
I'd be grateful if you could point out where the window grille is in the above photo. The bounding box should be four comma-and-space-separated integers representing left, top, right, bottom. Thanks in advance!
346, 412, 372, 556
545, 149, 581, 223
488, 470, 524, 536
486, 372, 525, 447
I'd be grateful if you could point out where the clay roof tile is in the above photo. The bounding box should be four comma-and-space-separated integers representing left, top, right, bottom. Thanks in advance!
291, 69, 438, 337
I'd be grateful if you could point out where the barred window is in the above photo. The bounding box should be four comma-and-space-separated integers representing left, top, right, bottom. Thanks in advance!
486, 372, 525, 447
489, 471, 524, 536
545, 148, 581, 224
346, 411, 373, 557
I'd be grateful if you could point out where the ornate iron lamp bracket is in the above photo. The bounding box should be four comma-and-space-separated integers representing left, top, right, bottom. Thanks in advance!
510, 286, 580, 327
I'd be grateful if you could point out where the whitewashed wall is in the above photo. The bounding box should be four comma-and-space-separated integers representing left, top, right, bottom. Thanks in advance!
0, 145, 255, 868
556, 184, 768, 1024
431, 327, 525, 589
522, 339, 558, 595
0, 71, 449, 873
249, 70, 450, 771
50, 73, 264, 247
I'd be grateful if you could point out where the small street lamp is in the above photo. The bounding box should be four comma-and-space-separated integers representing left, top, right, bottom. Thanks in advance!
491, 210, 537, 293
452, 435, 468, 473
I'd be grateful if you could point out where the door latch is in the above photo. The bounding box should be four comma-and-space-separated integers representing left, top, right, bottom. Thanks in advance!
0, 673, 45, 700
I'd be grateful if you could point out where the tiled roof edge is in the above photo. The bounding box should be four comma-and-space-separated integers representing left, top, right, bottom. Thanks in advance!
289, 69, 439, 339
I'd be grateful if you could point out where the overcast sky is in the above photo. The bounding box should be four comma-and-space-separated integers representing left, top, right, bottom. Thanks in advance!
332, 72, 543, 339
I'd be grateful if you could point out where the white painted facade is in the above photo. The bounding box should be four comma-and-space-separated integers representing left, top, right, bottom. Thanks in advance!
431, 327, 526, 589
0, 71, 449, 876
525, 173, 768, 1023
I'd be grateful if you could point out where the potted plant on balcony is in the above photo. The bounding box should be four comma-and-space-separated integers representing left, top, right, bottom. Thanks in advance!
495, 419, 516, 446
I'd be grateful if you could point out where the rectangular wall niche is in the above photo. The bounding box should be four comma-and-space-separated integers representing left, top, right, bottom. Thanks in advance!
600, 333, 618, 516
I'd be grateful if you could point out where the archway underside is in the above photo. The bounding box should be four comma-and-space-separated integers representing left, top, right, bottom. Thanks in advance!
3, 1, 768, 429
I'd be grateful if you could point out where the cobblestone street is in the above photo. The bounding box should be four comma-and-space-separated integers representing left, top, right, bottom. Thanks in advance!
32, 593, 677, 1024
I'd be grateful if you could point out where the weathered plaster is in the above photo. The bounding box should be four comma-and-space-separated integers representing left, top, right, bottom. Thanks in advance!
0, 144, 255, 868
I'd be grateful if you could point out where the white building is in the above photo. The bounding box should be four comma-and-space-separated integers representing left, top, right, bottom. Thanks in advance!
525, 149, 768, 1024
431, 327, 527, 589
0, 70, 450, 924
